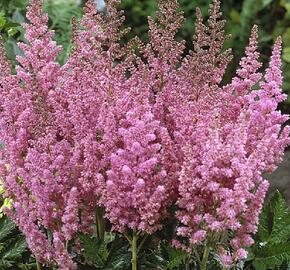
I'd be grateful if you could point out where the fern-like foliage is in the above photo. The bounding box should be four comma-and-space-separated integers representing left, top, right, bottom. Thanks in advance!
0, 184, 34, 270
151, 242, 188, 270
245, 191, 290, 270
78, 233, 131, 270
78, 233, 189, 270
44, 0, 83, 64
0, 216, 34, 270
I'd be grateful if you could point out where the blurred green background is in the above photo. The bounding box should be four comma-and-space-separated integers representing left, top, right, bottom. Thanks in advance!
0, 0, 290, 113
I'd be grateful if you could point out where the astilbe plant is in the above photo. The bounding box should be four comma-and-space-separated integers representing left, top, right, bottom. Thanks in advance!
0, 0, 289, 269
173, 16, 290, 269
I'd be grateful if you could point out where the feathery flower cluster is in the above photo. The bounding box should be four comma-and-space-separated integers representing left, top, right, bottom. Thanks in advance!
174, 23, 289, 264
0, 0, 288, 269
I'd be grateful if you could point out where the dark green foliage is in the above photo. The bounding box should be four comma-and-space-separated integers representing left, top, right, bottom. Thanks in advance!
78, 233, 131, 269
44, 0, 83, 64
0, 0, 83, 65
0, 216, 35, 270
0, 183, 35, 270
78, 232, 189, 269
0, 0, 27, 66
0, 189, 288, 270
245, 191, 290, 270
147, 242, 188, 270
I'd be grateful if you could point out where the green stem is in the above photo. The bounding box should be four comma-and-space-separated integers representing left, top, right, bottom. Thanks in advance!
193, 246, 201, 265
200, 245, 210, 270
131, 231, 138, 270
124, 232, 132, 243
95, 206, 105, 240
36, 260, 42, 270
184, 255, 191, 270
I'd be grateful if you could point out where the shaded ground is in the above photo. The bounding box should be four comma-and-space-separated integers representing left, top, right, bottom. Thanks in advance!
267, 151, 290, 205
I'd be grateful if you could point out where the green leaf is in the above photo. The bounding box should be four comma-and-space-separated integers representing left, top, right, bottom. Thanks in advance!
79, 234, 108, 268
257, 197, 273, 242
270, 192, 290, 243
7, 28, 18, 37
283, 47, 290, 63
257, 191, 290, 243
282, 28, 290, 45
253, 243, 290, 270
229, 9, 240, 23
0, 217, 16, 243
17, 262, 37, 270
11, 10, 25, 24
141, 242, 187, 270
0, 16, 6, 31
250, 191, 290, 270
239, 0, 270, 44
1, 236, 27, 260
162, 244, 187, 270
4, 21, 20, 29
261, 0, 274, 8
105, 235, 131, 270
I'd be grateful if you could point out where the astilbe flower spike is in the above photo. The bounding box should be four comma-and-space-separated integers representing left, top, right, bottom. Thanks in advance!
0, 0, 289, 269
174, 16, 290, 270
97, 0, 185, 240
0, 0, 77, 269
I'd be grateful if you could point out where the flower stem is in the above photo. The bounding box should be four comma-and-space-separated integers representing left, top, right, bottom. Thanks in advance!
131, 231, 138, 270
200, 244, 210, 270
193, 245, 201, 265
36, 260, 42, 270
95, 206, 105, 240
184, 255, 191, 270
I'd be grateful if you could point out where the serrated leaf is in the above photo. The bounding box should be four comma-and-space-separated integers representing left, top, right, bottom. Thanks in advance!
257, 197, 273, 242
1, 236, 27, 260
250, 191, 290, 270
163, 244, 187, 270
253, 259, 267, 270
0, 217, 16, 243
143, 242, 188, 270
270, 192, 290, 243
17, 262, 37, 270
257, 191, 290, 244
253, 243, 290, 270
105, 235, 131, 270
79, 234, 108, 268
106, 253, 131, 270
